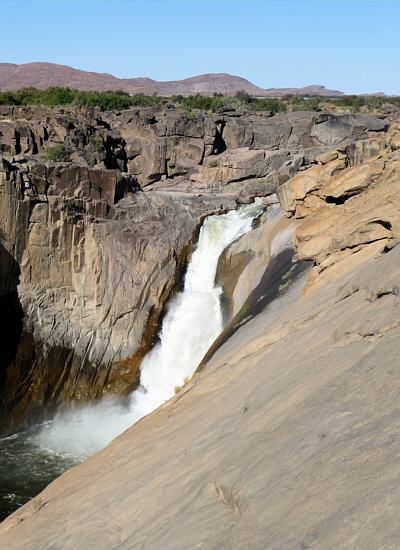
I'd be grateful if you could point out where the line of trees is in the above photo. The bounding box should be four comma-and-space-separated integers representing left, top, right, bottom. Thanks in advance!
0, 86, 398, 114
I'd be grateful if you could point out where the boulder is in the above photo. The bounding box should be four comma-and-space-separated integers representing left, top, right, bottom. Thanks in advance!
315, 149, 339, 164
346, 138, 384, 165
278, 156, 347, 212
167, 137, 205, 177
250, 115, 293, 150
320, 160, 384, 200
223, 117, 253, 149
311, 113, 388, 146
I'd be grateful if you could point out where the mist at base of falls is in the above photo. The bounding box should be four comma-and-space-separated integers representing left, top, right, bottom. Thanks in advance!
36, 200, 265, 459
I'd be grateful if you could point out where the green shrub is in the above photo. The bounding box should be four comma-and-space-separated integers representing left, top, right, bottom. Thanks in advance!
0, 87, 162, 111
287, 95, 321, 112
252, 98, 287, 113
46, 144, 69, 162
174, 376, 191, 394
88, 134, 104, 153
1, 86, 399, 115
180, 94, 226, 112
63, 199, 84, 224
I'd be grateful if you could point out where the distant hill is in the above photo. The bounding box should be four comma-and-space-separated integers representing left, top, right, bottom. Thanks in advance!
0, 62, 345, 97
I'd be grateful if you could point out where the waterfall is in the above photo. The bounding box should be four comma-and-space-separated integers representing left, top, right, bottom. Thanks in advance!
36, 201, 264, 458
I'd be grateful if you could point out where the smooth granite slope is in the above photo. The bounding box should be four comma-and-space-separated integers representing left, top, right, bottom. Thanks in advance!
0, 237, 399, 549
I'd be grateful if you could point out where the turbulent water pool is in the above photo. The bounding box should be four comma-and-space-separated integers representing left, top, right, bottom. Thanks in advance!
0, 200, 265, 521
0, 425, 80, 520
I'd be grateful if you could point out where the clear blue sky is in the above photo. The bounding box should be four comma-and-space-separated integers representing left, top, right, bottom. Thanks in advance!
1, 0, 399, 94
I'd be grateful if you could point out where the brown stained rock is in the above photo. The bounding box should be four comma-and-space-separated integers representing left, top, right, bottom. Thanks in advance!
119, 126, 166, 185
310, 113, 388, 146
278, 156, 347, 212
315, 149, 339, 164
386, 122, 400, 150
46, 165, 119, 205
293, 150, 400, 292
0, 122, 19, 155
167, 137, 205, 177
222, 112, 317, 152
345, 137, 385, 165
250, 115, 293, 150
191, 148, 269, 185
251, 112, 332, 151
191, 148, 302, 190
223, 117, 254, 149
320, 160, 384, 199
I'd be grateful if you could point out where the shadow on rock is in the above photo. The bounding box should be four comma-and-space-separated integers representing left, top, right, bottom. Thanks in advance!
0, 240, 23, 395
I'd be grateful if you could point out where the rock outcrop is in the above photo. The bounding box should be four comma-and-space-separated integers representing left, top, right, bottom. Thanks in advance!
0, 106, 388, 195
0, 105, 391, 432
216, 205, 297, 322
278, 121, 400, 293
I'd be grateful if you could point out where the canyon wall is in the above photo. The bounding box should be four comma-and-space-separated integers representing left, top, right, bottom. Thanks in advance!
0, 105, 391, 431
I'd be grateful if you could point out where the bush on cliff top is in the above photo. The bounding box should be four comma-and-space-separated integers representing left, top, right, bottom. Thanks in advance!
0, 86, 399, 113
46, 144, 70, 162
0, 87, 159, 111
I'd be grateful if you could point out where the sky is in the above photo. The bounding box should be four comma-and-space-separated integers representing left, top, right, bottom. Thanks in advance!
1, 0, 399, 94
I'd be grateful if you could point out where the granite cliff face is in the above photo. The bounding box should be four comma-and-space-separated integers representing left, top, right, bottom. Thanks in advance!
0, 155, 234, 433
0, 105, 390, 433
0, 113, 399, 549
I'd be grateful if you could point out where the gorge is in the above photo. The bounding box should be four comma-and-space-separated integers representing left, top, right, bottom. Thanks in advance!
0, 200, 266, 518
0, 100, 400, 548
35, 201, 267, 457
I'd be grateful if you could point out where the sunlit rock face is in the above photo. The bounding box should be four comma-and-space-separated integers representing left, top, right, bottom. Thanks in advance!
278, 121, 400, 294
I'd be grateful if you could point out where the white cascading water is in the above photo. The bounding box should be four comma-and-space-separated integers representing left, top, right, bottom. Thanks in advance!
37, 200, 264, 458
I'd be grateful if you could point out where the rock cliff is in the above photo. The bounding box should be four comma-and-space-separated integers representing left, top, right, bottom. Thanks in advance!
0, 105, 391, 433
0, 153, 234, 433
0, 113, 399, 548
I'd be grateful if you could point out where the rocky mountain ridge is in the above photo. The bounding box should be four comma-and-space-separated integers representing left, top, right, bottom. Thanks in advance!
0, 62, 344, 96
